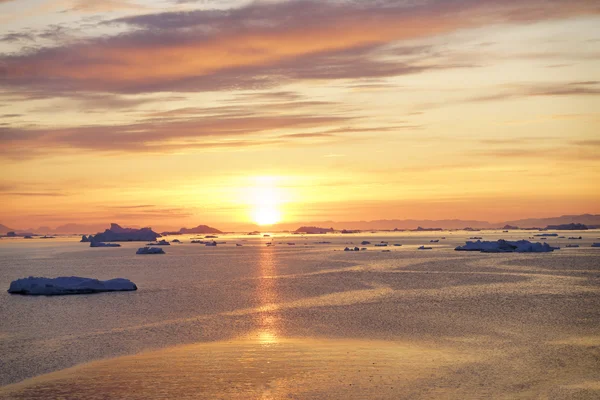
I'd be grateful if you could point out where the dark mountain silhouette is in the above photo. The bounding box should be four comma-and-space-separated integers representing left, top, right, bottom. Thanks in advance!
162, 225, 223, 235
504, 214, 600, 229
0, 224, 14, 234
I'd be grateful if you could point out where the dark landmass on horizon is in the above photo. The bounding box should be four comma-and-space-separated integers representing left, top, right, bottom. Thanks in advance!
2, 214, 600, 236
161, 225, 223, 235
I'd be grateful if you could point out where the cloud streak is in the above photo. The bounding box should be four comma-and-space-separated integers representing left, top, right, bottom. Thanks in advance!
0, 112, 355, 158
1, 0, 598, 96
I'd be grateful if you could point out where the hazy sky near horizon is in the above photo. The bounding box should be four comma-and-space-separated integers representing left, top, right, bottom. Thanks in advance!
1, 0, 599, 230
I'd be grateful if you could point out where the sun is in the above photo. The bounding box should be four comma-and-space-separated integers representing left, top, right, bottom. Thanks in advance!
253, 206, 281, 226
249, 177, 283, 226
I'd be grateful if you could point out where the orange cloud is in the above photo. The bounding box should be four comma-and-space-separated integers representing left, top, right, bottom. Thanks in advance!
1, 0, 598, 95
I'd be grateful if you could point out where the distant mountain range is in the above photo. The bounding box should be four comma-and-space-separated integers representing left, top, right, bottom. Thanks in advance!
1, 214, 599, 235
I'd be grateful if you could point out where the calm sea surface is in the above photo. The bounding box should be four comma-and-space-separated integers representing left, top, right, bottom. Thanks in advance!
1, 231, 599, 399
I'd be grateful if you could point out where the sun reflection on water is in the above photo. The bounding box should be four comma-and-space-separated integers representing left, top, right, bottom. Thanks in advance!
255, 245, 280, 345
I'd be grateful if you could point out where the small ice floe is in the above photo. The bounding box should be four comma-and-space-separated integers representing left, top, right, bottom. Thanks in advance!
8, 276, 137, 295
136, 247, 165, 254
146, 240, 170, 246
418, 246, 433, 250
171, 239, 181, 243
430, 240, 439, 243
393, 244, 402, 247
455, 239, 558, 253
344, 247, 361, 252
374, 243, 387, 247
314, 241, 331, 244
470, 237, 483, 240
568, 237, 583, 240
592, 243, 600, 248
90, 241, 121, 248
236, 243, 243, 247
361, 241, 371, 245
535, 233, 558, 237
565, 244, 580, 248
287, 243, 296, 245
205, 241, 217, 247
205, 235, 218, 239
382, 250, 391, 252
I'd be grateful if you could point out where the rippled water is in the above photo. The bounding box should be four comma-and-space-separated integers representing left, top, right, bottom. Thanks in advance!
1, 231, 599, 399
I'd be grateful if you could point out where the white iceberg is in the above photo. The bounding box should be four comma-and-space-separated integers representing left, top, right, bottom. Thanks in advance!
8, 276, 137, 295
455, 239, 558, 253
136, 247, 165, 254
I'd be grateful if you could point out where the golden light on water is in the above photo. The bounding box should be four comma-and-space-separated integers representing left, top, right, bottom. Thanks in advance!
256, 244, 280, 345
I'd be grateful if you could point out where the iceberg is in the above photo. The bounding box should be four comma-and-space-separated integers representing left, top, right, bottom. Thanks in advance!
136, 247, 165, 254
455, 239, 558, 253
89, 223, 160, 243
146, 240, 170, 246
90, 241, 121, 247
592, 243, 600, 248
8, 276, 137, 295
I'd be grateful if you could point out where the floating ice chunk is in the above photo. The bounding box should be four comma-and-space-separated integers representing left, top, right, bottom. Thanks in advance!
146, 240, 170, 246
8, 276, 137, 295
136, 247, 165, 254
455, 239, 558, 253
90, 242, 121, 247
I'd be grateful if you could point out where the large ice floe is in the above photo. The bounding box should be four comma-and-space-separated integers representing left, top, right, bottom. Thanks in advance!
8, 276, 137, 295
136, 247, 165, 254
90, 241, 121, 247
455, 239, 558, 253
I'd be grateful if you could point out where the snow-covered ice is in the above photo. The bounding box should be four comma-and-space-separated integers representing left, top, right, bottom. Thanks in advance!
8, 276, 137, 295
136, 247, 165, 254
455, 239, 558, 253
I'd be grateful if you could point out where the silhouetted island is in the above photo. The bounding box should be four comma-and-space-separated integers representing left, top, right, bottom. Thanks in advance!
161, 225, 222, 235
545, 223, 588, 230
411, 226, 443, 232
295, 226, 334, 234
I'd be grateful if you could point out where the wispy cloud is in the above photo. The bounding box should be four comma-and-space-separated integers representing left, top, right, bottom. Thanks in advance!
0, 112, 355, 158
1, 0, 597, 97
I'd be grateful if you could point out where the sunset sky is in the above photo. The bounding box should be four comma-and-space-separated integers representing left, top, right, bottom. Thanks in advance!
1, 0, 599, 231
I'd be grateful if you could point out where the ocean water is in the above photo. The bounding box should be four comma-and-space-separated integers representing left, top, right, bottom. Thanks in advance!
1, 231, 599, 399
